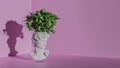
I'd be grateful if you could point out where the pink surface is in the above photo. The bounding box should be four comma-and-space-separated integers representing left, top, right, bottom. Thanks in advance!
0, 0, 120, 58
32, 0, 120, 58
0, 54, 120, 68
0, 0, 32, 57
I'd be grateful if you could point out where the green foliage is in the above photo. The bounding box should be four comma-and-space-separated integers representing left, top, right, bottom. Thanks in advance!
26, 8, 59, 33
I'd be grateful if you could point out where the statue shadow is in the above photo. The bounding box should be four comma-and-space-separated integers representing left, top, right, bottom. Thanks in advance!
3, 20, 24, 57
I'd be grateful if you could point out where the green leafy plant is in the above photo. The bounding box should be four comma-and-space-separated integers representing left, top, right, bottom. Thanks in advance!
26, 8, 59, 33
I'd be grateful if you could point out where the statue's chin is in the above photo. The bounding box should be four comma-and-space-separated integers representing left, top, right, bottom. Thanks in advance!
30, 50, 49, 61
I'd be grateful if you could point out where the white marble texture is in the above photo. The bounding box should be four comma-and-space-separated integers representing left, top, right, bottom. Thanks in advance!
30, 32, 50, 61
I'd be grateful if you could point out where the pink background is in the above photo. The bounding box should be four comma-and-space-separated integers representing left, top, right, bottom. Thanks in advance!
32, 0, 120, 58
0, 0, 120, 58
0, 0, 32, 57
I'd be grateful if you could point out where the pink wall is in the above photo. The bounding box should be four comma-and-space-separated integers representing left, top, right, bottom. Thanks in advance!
32, 0, 120, 58
0, 0, 120, 58
0, 0, 32, 57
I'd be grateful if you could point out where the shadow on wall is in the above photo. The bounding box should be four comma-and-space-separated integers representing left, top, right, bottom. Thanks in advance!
3, 20, 24, 57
